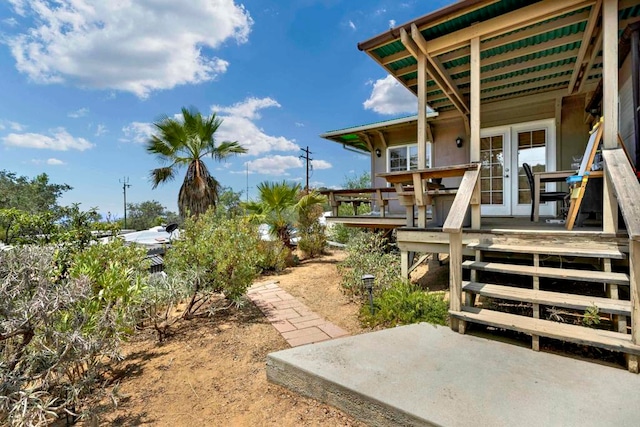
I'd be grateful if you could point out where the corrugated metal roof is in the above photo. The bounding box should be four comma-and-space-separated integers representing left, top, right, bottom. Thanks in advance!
359, 0, 640, 113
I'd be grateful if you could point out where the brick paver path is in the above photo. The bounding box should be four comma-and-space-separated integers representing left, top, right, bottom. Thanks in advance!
247, 280, 349, 347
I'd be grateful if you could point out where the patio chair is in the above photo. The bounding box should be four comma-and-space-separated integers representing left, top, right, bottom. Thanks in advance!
523, 163, 569, 222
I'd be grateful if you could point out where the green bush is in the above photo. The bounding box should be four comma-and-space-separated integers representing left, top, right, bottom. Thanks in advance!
337, 231, 400, 299
256, 239, 289, 272
360, 281, 448, 328
0, 239, 148, 426
297, 222, 327, 258
164, 209, 261, 316
328, 223, 363, 244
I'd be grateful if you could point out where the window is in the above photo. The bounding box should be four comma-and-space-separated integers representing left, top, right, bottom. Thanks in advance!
387, 143, 432, 172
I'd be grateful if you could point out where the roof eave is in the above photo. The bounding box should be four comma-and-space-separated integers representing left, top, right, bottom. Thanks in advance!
357, 0, 487, 52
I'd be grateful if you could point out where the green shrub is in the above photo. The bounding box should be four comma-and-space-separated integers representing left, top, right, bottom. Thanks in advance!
256, 239, 289, 272
337, 231, 400, 299
328, 223, 362, 244
0, 240, 148, 426
297, 222, 327, 258
360, 281, 448, 328
164, 209, 261, 316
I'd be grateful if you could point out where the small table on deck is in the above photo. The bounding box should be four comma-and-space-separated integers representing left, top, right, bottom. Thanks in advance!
378, 163, 480, 228
533, 169, 604, 222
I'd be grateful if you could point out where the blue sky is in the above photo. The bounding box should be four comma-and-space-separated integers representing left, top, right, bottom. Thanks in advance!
0, 0, 448, 218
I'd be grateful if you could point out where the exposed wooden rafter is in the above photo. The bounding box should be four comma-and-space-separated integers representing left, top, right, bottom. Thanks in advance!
568, 0, 603, 94
357, 132, 374, 152
411, 23, 470, 115
375, 130, 388, 148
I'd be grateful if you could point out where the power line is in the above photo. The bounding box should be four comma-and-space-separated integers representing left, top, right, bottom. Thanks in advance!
119, 177, 131, 229
299, 146, 313, 193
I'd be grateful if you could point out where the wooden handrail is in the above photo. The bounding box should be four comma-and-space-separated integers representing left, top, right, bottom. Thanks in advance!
443, 166, 481, 233
602, 148, 640, 241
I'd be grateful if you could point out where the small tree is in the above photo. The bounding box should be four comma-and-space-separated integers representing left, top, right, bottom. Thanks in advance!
164, 209, 261, 317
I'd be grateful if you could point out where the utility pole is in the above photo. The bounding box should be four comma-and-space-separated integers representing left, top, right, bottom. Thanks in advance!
299, 146, 312, 193
120, 177, 131, 229
246, 163, 249, 202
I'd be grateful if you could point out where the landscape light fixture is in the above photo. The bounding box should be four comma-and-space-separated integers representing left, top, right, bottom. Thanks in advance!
375, 148, 382, 157
456, 137, 464, 148
362, 274, 375, 314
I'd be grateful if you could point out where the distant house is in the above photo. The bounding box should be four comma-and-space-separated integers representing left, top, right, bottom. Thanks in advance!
321, 0, 640, 372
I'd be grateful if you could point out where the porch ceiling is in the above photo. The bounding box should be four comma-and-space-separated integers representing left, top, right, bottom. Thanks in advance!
358, 0, 640, 113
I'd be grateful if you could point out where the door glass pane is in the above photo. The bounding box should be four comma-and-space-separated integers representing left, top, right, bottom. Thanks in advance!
480, 135, 504, 205
517, 129, 547, 204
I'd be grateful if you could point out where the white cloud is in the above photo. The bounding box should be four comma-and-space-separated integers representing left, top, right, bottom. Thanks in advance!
213, 97, 281, 120
295, 122, 304, 127
389, 19, 396, 28
47, 158, 65, 165
212, 97, 299, 155
68, 107, 89, 118
363, 75, 417, 115
3, 17, 18, 27
245, 155, 302, 176
348, 20, 356, 30
311, 159, 332, 170
121, 122, 155, 144
0, 120, 26, 132
7, 1, 253, 98
3, 128, 93, 151
94, 124, 107, 136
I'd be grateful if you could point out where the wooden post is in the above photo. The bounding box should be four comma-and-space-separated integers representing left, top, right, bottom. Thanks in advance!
532, 254, 540, 351
604, 258, 627, 333
449, 231, 464, 333
602, 0, 619, 233
630, 239, 640, 372
401, 250, 409, 279
470, 36, 481, 163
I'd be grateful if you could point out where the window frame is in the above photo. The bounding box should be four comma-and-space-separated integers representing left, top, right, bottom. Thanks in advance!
386, 142, 432, 173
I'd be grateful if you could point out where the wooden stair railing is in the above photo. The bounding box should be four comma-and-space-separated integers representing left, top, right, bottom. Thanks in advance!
443, 164, 481, 333
603, 148, 640, 368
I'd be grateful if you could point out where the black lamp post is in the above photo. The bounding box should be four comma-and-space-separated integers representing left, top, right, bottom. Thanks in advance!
362, 274, 375, 314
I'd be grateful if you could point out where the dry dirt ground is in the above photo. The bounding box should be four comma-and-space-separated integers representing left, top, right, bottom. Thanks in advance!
95, 250, 370, 426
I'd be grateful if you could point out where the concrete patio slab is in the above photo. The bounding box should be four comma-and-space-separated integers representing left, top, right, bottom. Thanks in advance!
267, 324, 640, 427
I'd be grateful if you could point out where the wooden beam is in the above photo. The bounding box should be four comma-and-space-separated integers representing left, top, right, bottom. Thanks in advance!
412, 23, 469, 115
577, 28, 604, 93
436, 8, 592, 65
602, 0, 618, 149
358, 132, 373, 152
400, 27, 420, 59
424, 0, 594, 57
568, 0, 602, 94
375, 130, 387, 149
470, 36, 481, 163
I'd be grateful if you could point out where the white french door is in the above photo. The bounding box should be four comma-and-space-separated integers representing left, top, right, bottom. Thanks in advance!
480, 119, 556, 217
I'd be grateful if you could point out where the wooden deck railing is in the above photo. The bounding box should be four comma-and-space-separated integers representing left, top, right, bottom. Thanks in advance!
442, 164, 482, 333
319, 187, 398, 217
602, 148, 640, 346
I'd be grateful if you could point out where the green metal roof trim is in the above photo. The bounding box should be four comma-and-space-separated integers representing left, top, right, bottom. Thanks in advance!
482, 81, 567, 102
481, 70, 572, 93
372, 0, 543, 59
323, 115, 418, 134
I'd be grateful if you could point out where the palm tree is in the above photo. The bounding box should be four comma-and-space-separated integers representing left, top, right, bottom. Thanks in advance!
147, 107, 246, 218
244, 181, 325, 248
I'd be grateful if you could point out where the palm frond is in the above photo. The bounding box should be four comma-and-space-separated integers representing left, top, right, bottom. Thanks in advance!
150, 166, 177, 189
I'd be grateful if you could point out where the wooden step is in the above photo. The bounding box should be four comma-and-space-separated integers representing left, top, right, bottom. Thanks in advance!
462, 281, 631, 315
462, 261, 630, 285
466, 242, 626, 259
450, 307, 640, 355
